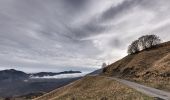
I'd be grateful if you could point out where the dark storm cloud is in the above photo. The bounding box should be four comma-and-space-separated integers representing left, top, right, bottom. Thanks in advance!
62, 0, 88, 8
100, 0, 166, 21
100, 0, 143, 21
0, 0, 170, 72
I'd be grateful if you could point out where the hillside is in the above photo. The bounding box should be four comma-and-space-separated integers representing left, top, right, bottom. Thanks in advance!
103, 41, 170, 91
32, 41, 170, 100
33, 76, 153, 100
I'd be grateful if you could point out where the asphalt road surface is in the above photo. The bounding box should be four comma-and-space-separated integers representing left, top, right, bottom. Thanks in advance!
111, 77, 170, 100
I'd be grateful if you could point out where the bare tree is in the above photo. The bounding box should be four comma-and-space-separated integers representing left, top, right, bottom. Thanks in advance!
128, 34, 161, 54
102, 63, 107, 68
138, 35, 148, 51
145, 35, 161, 47
127, 40, 139, 54
138, 35, 161, 51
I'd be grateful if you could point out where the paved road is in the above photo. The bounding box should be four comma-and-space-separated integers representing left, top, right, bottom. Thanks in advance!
33, 73, 170, 100
110, 77, 170, 100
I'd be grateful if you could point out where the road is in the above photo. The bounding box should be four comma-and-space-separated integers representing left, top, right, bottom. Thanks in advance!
110, 77, 170, 100
33, 74, 170, 100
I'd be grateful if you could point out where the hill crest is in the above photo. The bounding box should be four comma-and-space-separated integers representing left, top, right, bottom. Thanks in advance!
103, 41, 170, 91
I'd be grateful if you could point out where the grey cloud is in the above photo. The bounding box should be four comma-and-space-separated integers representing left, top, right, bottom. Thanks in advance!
100, 0, 143, 21
0, 0, 170, 72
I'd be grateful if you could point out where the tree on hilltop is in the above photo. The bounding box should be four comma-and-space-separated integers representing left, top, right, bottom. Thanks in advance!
128, 34, 161, 54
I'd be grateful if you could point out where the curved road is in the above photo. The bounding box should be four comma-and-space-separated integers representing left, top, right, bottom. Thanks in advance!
110, 77, 170, 100
33, 74, 170, 100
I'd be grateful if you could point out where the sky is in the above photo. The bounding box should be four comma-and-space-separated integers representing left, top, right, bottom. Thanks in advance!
0, 0, 170, 73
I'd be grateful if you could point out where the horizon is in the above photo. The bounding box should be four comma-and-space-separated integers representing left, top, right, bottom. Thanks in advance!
0, 67, 94, 73
0, 0, 170, 72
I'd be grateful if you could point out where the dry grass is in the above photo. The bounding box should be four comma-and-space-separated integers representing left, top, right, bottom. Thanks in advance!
33, 42, 170, 100
103, 41, 170, 92
34, 76, 153, 100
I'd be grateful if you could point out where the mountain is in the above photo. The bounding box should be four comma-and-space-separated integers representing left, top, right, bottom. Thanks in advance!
0, 69, 28, 81
0, 77, 80, 99
87, 68, 102, 75
0, 69, 82, 99
31, 71, 81, 77
0, 69, 82, 80
103, 41, 170, 91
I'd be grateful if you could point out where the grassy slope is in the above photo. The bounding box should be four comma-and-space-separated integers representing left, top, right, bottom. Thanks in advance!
34, 76, 153, 100
103, 41, 170, 91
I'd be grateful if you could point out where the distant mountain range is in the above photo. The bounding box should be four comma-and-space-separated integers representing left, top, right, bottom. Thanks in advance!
0, 69, 82, 98
31, 70, 81, 77
0, 69, 81, 81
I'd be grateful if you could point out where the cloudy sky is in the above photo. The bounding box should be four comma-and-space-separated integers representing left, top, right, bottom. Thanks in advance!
0, 0, 170, 72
